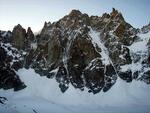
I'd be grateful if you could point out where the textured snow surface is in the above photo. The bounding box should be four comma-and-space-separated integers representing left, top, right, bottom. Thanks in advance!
0, 68, 150, 113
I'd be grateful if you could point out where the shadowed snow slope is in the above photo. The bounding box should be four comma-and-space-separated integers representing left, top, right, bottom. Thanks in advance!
0, 68, 150, 113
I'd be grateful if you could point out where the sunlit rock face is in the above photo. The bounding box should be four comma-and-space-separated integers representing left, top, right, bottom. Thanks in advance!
1, 8, 150, 94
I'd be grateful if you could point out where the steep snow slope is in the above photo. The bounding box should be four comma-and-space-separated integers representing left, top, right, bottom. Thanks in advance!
0, 68, 150, 113
89, 28, 118, 75
121, 32, 150, 77
89, 28, 110, 65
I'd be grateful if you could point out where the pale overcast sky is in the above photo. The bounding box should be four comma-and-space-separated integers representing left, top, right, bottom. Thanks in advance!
0, 0, 150, 32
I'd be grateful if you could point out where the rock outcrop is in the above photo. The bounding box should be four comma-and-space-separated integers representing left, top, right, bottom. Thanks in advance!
141, 22, 150, 33
0, 97, 7, 104
0, 30, 12, 43
12, 24, 36, 51
12, 24, 26, 50
26, 27, 35, 50
0, 43, 26, 91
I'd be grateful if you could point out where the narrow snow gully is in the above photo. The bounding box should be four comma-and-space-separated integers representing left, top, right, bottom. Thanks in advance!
62, 29, 81, 75
89, 28, 119, 76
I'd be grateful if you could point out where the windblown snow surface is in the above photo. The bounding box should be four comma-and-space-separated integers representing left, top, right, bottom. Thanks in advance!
0, 68, 150, 113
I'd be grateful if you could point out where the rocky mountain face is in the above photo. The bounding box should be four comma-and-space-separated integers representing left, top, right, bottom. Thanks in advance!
0, 30, 12, 43
0, 8, 150, 94
0, 43, 26, 91
141, 22, 150, 33
11, 24, 36, 51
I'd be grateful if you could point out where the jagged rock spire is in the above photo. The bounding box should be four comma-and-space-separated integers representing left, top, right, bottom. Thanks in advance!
27, 27, 34, 39
12, 24, 26, 50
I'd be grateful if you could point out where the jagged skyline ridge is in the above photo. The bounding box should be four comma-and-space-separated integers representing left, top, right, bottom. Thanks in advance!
0, 0, 150, 32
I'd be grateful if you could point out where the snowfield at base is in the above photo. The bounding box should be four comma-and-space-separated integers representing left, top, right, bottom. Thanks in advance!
0, 68, 150, 113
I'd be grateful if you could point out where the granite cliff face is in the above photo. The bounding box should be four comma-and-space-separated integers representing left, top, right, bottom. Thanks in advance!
0, 8, 150, 94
